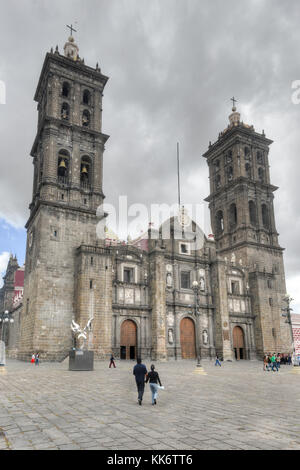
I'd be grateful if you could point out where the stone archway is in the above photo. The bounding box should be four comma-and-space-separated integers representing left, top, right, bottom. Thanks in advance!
180, 317, 196, 359
120, 320, 137, 360
233, 326, 245, 360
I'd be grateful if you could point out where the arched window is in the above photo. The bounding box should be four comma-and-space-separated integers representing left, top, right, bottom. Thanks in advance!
80, 156, 92, 188
226, 150, 233, 164
83, 89, 91, 105
62, 82, 70, 98
245, 163, 251, 178
262, 204, 270, 229
82, 110, 90, 127
244, 146, 250, 160
214, 159, 220, 173
258, 167, 264, 183
215, 210, 224, 235
227, 166, 233, 182
257, 151, 264, 164
61, 102, 70, 120
229, 203, 237, 228
249, 200, 257, 225
57, 149, 70, 183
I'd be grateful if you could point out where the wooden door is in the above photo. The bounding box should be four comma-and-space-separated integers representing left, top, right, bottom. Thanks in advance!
180, 317, 196, 359
233, 326, 245, 360
120, 320, 137, 359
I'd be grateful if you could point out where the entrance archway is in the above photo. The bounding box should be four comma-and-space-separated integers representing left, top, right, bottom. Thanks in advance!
180, 317, 196, 359
233, 326, 245, 360
120, 320, 137, 360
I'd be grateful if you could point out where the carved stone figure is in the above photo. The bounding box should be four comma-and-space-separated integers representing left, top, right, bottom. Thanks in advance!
166, 272, 173, 287
168, 329, 174, 344
202, 329, 208, 345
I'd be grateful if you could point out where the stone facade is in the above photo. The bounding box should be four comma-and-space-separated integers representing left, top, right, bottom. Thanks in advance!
4, 38, 293, 361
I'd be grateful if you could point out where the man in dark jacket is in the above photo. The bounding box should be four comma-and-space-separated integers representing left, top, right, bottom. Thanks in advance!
133, 358, 147, 405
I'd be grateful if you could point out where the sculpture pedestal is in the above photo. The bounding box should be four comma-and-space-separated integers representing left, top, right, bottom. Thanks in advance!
69, 350, 94, 371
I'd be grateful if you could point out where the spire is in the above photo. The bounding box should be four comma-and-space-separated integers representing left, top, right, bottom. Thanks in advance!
228, 96, 240, 126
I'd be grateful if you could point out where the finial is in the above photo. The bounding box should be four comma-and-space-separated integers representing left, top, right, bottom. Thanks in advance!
55, 45, 59, 54
231, 96, 237, 111
50, 47, 53, 54
66, 24, 77, 37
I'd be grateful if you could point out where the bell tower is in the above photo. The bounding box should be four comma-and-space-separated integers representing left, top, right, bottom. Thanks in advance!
203, 101, 293, 357
18, 33, 109, 360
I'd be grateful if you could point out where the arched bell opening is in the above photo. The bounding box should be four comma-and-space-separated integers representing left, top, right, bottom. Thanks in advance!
82, 109, 90, 127
80, 156, 92, 188
57, 150, 70, 184
61, 102, 70, 120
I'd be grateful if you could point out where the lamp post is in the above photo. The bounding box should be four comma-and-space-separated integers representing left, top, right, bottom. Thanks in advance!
0, 310, 14, 347
282, 294, 295, 363
192, 280, 202, 367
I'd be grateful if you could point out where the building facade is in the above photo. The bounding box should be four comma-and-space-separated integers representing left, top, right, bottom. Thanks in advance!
4, 36, 293, 361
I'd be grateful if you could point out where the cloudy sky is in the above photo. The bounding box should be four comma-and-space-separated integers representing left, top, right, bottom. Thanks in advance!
0, 0, 300, 312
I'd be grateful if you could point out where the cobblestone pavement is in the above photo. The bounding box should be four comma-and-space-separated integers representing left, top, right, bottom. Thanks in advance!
0, 358, 299, 450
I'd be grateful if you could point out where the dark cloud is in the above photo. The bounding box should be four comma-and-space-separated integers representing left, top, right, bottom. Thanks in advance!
0, 0, 300, 307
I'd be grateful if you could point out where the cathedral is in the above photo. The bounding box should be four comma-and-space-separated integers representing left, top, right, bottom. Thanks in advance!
1, 34, 293, 361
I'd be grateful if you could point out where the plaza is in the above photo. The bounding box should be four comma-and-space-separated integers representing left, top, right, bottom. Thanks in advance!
0, 359, 299, 450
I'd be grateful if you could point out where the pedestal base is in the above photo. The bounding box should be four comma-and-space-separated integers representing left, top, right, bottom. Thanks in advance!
69, 350, 94, 371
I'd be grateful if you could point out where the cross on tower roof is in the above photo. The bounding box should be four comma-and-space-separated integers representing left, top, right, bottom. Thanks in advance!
231, 96, 237, 108
66, 24, 77, 36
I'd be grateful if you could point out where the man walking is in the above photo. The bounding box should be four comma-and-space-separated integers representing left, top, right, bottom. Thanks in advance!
109, 353, 116, 368
133, 358, 147, 405
271, 353, 278, 371
215, 354, 221, 367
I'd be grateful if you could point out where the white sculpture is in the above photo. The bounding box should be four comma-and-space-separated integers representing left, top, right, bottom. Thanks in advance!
202, 330, 208, 345
168, 329, 174, 344
71, 318, 94, 350
166, 272, 173, 287
199, 277, 205, 291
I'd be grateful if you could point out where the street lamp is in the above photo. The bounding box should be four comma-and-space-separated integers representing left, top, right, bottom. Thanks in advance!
0, 310, 14, 342
192, 280, 202, 367
282, 294, 295, 363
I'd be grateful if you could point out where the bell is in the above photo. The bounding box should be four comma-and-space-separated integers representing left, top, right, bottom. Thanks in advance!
59, 159, 67, 169
81, 165, 88, 174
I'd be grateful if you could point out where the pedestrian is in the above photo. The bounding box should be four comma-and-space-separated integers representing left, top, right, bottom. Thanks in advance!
35, 352, 40, 366
145, 364, 162, 405
271, 353, 278, 371
287, 354, 292, 365
31, 353, 35, 364
276, 353, 281, 369
263, 355, 269, 371
215, 354, 221, 367
133, 358, 147, 405
109, 353, 116, 368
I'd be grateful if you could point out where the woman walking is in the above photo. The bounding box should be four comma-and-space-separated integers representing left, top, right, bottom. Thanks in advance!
145, 364, 162, 405
31, 353, 35, 364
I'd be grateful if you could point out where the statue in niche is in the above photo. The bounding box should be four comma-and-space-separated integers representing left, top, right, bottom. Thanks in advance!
199, 277, 205, 291
166, 272, 173, 288
168, 329, 174, 344
231, 253, 236, 265
202, 329, 208, 345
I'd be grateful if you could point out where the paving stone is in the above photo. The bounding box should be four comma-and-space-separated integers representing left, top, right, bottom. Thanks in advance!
0, 359, 299, 450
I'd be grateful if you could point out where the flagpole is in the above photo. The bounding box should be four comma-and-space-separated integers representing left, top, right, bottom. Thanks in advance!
177, 142, 181, 209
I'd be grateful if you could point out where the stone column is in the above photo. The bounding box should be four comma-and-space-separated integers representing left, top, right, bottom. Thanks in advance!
149, 248, 167, 361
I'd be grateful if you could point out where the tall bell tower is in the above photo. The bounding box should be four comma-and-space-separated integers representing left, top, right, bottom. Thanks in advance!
18, 33, 109, 360
203, 101, 293, 357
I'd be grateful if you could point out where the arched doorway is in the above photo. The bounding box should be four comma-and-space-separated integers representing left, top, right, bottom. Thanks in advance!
120, 320, 137, 360
233, 326, 245, 360
180, 317, 196, 359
